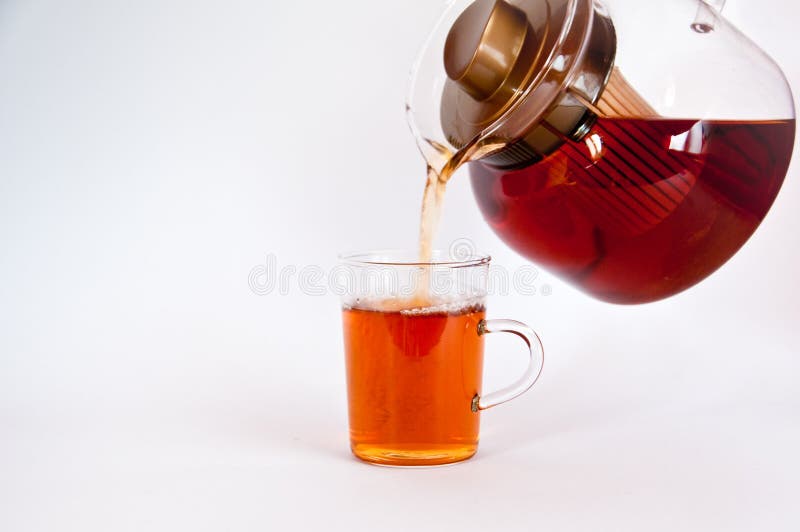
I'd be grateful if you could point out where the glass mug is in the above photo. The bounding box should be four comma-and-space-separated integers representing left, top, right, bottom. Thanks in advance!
339, 251, 544, 466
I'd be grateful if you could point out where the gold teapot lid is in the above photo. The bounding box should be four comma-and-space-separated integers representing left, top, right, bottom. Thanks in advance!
440, 0, 616, 168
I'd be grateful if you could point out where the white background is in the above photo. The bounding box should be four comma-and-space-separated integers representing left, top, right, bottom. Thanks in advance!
1, 0, 799, 530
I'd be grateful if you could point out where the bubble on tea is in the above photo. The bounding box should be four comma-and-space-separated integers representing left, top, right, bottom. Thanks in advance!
400, 297, 485, 316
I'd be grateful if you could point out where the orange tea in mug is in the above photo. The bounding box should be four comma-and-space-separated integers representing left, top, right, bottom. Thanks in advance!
339, 251, 544, 466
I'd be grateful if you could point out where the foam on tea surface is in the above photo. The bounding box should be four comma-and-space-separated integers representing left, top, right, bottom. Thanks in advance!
345, 295, 485, 315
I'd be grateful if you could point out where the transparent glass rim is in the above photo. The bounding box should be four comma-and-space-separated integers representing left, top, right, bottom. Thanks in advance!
338, 249, 491, 268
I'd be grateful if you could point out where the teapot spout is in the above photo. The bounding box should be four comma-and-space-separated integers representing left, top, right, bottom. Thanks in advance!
691, 0, 727, 33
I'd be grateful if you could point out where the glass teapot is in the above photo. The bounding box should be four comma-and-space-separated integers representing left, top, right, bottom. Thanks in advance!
407, 0, 795, 304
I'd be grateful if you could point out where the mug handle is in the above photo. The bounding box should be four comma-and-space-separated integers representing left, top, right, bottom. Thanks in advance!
471, 319, 544, 412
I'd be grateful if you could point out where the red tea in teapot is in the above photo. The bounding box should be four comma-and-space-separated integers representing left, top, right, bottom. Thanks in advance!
470, 117, 795, 303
